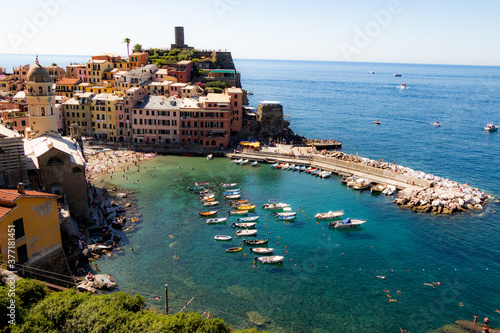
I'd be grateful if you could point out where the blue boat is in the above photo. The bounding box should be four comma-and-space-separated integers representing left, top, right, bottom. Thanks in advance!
270, 163, 279, 168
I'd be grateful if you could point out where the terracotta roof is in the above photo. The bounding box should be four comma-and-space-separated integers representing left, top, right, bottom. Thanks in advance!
0, 206, 13, 220
0, 189, 60, 204
56, 78, 80, 85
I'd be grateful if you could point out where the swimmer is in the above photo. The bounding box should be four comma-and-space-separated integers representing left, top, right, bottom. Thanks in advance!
169, 234, 174, 239
389, 299, 398, 302
424, 283, 435, 288
397, 290, 402, 295
459, 302, 464, 307
495, 309, 500, 314
432, 282, 441, 286
376, 276, 386, 279
173, 255, 179, 259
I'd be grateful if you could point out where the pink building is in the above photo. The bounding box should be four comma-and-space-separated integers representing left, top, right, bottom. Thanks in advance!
116, 87, 146, 142
66, 64, 88, 82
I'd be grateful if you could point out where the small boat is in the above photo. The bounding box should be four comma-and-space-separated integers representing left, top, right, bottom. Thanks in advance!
353, 179, 372, 190
433, 122, 441, 127
484, 123, 499, 132
226, 247, 242, 253
310, 169, 321, 175
195, 182, 210, 186
369, 71, 375, 74
329, 217, 366, 229
320, 171, 332, 178
314, 210, 344, 220
243, 239, 269, 245
188, 186, 205, 191
396, 83, 409, 89
341, 175, 353, 184
224, 190, 241, 195
274, 212, 297, 217
370, 184, 386, 194
262, 202, 290, 211
382, 185, 396, 196
207, 154, 213, 160
200, 197, 215, 202
270, 162, 279, 168
231, 199, 249, 205
373, 120, 381, 125
230, 210, 248, 215
116, 192, 128, 198
221, 183, 237, 188
236, 229, 257, 236
251, 161, 258, 166
394, 73, 402, 77
214, 235, 232, 241
231, 159, 240, 163
300, 165, 306, 172
206, 217, 227, 224
293, 165, 300, 171
237, 216, 259, 222
231, 222, 257, 228
234, 159, 243, 164
276, 163, 284, 169
306, 168, 317, 174
276, 214, 296, 221
199, 210, 217, 217
240, 159, 249, 165
203, 200, 219, 207
255, 255, 284, 264
200, 193, 215, 200
237, 205, 256, 211
282, 163, 290, 170
289, 164, 295, 170
250, 247, 274, 254
225, 194, 242, 200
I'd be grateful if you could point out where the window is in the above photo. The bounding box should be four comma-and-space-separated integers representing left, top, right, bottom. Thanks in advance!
13, 218, 25, 239
17, 244, 28, 264
46, 157, 63, 166
72, 167, 82, 173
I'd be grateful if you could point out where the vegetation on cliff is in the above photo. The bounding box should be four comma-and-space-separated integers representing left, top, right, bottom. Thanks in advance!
0, 279, 265, 333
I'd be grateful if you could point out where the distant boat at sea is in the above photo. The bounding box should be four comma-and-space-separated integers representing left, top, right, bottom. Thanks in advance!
369, 71, 375, 74
484, 123, 498, 132
394, 73, 402, 77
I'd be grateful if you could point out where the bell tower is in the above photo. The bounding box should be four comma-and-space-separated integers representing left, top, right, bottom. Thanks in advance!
26, 57, 58, 138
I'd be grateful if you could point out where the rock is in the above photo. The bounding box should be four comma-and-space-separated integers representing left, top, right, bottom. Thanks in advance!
474, 204, 483, 210
466, 204, 474, 210
112, 235, 121, 242
93, 274, 116, 289
432, 200, 441, 207
458, 198, 465, 207
442, 207, 452, 214
169, 241, 178, 249
247, 311, 270, 326
228, 285, 255, 302
437, 206, 443, 214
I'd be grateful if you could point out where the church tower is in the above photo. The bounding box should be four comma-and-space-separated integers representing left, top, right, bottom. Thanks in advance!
26, 58, 58, 138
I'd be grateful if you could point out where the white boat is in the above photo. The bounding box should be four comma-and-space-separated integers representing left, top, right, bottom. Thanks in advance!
282, 163, 289, 170
234, 159, 243, 164
314, 210, 344, 220
116, 192, 128, 198
382, 185, 396, 196
231, 222, 256, 228
237, 216, 259, 222
270, 162, 279, 168
320, 171, 332, 178
484, 123, 499, 132
207, 154, 213, 160
373, 120, 381, 125
221, 183, 237, 188
236, 229, 257, 236
274, 212, 297, 217
289, 164, 295, 170
329, 218, 366, 229
293, 165, 300, 171
353, 179, 372, 190
276, 214, 296, 221
203, 200, 219, 207
433, 122, 441, 127
251, 161, 258, 166
200, 193, 215, 200
240, 159, 249, 165
250, 247, 274, 254
262, 202, 290, 210
206, 217, 228, 224
255, 255, 284, 264
369, 71, 375, 74
214, 235, 232, 241
396, 83, 409, 89
225, 194, 242, 199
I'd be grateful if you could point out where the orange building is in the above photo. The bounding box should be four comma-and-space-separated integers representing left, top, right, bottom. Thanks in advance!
129, 52, 149, 69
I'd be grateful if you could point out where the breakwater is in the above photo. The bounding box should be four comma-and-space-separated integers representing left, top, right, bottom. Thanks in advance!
227, 148, 491, 214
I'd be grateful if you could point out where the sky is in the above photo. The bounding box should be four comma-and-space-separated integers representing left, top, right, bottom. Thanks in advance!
1, 0, 499, 66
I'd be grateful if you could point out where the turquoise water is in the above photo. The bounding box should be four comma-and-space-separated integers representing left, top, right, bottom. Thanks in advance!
96, 156, 499, 333
91, 60, 500, 332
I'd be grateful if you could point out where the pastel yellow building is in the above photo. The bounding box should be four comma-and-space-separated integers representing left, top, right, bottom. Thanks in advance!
0, 187, 62, 265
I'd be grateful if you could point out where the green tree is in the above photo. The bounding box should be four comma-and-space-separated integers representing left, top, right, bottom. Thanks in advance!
132, 44, 143, 53
51, 63, 57, 67
205, 80, 227, 89
123, 37, 131, 56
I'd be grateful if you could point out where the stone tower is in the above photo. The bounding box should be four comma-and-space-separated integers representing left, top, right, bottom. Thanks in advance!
25, 58, 58, 139
175, 26, 185, 47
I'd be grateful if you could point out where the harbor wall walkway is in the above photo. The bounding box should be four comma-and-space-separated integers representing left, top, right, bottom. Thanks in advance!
226, 150, 429, 192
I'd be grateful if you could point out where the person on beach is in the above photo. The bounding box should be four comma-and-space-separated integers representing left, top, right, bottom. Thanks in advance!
484, 317, 489, 326
474, 316, 479, 323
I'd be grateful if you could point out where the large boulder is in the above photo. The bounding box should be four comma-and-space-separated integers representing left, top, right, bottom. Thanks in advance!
247, 311, 270, 326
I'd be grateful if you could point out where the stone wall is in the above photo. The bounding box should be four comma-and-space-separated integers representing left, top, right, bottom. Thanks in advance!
0, 136, 29, 187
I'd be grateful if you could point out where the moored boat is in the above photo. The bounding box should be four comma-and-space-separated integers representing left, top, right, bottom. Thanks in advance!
188, 186, 205, 191
314, 210, 344, 220
255, 255, 284, 264
270, 162, 279, 168
237, 215, 259, 222
230, 210, 248, 215
226, 247, 242, 253
195, 182, 210, 186
207, 154, 213, 160
382, 185, 397, 196
328, 217, 366, 229
306, 168, 317, 174
214, 235, 232, 241
225, 194, 242, 200
250, 247, 274, 254
231, 222, 257, 228
237, 205, 256, 211
300, 165, 306, 172
370, 184, 386, 194
262, 202, 290, 210
199, 210, 217, 217
243, 239, 269, 245
251, 161, 258, 166
236, 229, 257, 236
203, 200, 219, 207
206, 217, 228, 224
240, 159, 249, 165
276, 214, 296, 221
274, 212, 297, 217
221, 183, 238, 188
320, 171, 332, 178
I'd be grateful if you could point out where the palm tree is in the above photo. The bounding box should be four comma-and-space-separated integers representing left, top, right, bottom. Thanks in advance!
132, 44, 143, 53
123, 38, 131, 56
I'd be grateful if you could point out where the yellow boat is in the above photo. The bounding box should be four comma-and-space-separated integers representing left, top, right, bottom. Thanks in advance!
237, 205, 256, 211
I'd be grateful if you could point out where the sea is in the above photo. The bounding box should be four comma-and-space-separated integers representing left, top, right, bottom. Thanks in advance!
2, 54, 500, 332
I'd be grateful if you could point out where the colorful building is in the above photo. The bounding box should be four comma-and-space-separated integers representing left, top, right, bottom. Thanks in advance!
132, 95, 180, 144
66, 63, 88, 82
0, 187, 64, 268
129, 52, 149, 69
116, 87, 146, 142
167, 60, 192, 83
55, 78, 82, 98
90, 93, 121, 141
63, 92, 94, 137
